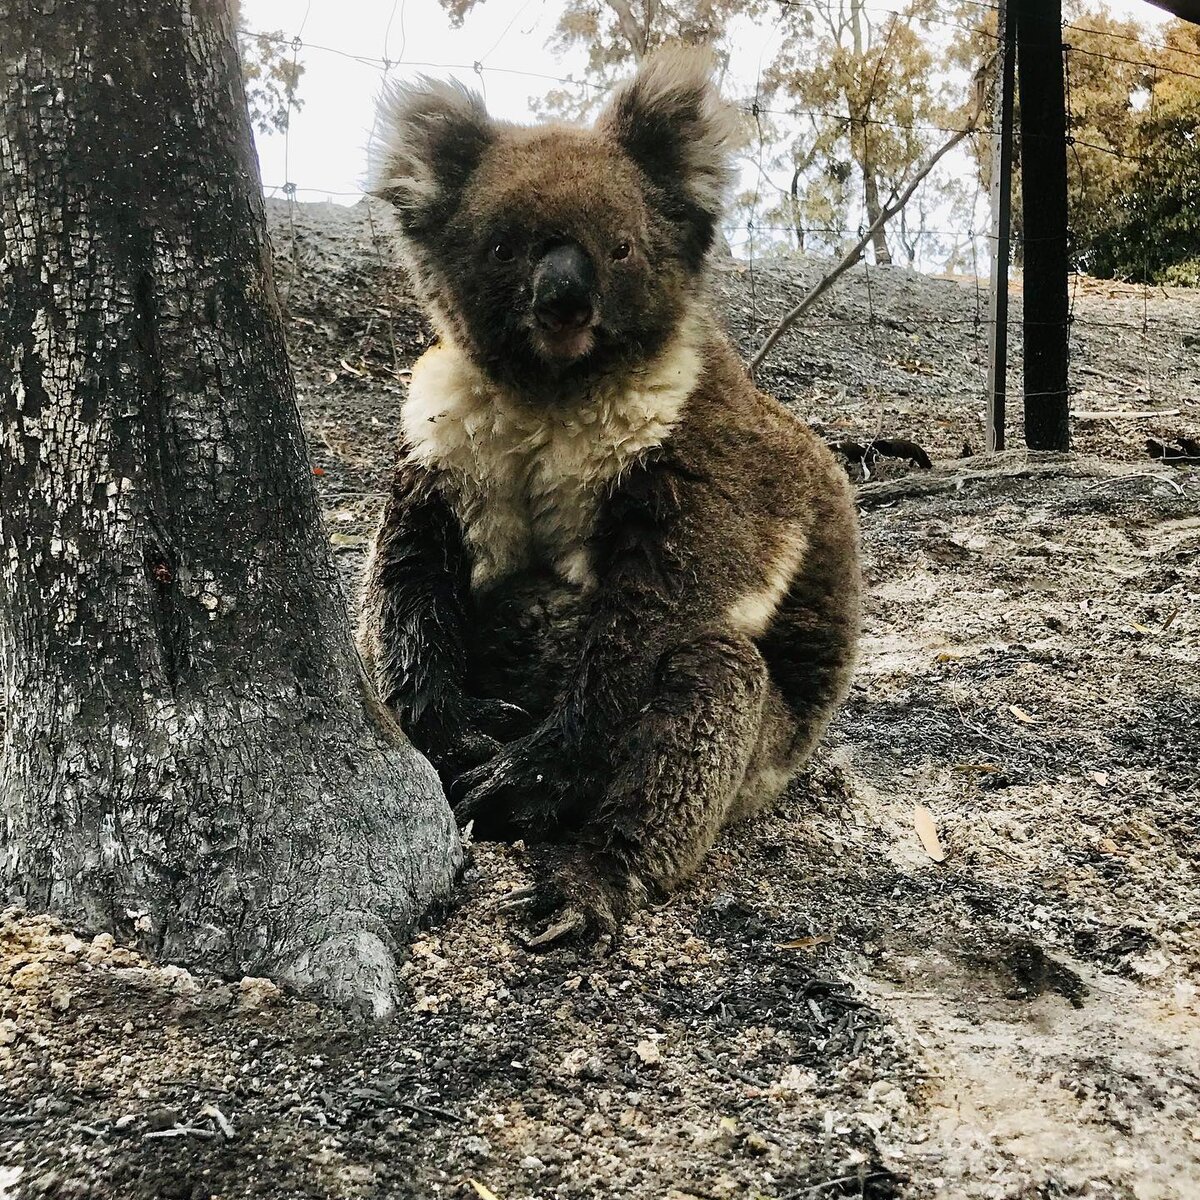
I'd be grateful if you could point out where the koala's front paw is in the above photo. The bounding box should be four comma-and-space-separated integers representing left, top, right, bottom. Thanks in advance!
463, 695, 533, 742
496, 847, 642, 951
418, 695, 531, 784
449, 728, 564, 839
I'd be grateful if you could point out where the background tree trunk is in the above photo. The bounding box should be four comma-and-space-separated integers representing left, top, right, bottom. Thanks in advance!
0, 0, 462, 1015
862, 169, 893, 266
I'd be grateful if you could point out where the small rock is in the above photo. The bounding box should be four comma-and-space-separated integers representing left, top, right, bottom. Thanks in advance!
31, 1170, 61, 1196
559, 1048, 590, 1076
159, 965, 199, 995
520, 1155, 544, 1171
0, 1019, 19, 1046
49, 986, 71, 1013
86, 932, 116, 964
145, 1107, 180, 1132
238, 976, 282, 1009
11, 962, 49, 991
635, 1039, 661, 1066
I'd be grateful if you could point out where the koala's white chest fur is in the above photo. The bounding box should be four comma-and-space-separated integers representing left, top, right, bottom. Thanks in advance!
402, 322, 703, 592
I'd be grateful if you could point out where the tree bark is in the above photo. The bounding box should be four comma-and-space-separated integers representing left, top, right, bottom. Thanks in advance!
848, 0, 891, 267
789, 166, 805, 251
0, 0, 462, 1015
606, 0, 650, 61
861, 168, 893, 266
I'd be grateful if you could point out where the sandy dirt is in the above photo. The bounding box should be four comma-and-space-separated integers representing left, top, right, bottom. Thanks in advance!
1, 200, 1197, 1200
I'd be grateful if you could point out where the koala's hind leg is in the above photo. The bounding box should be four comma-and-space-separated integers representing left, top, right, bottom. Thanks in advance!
518, 634, 781, 943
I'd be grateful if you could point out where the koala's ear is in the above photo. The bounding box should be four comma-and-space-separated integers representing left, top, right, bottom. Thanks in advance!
598, 45, 739, 265
370, 77, 494, 236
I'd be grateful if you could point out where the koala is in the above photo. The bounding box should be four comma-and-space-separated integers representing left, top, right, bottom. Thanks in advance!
359, 46, 861, 946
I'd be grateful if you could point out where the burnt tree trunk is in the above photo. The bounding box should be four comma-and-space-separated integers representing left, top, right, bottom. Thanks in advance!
0, 0, 461, 1015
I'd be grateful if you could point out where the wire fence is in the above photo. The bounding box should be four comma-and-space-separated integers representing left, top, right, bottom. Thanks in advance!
241, 5, 1199, 468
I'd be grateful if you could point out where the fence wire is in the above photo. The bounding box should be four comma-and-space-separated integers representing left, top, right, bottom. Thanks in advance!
241, 4, 1198, 468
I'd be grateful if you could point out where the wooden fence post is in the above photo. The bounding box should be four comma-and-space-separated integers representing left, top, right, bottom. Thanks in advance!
986, 0, 1016, 453
1017, 0, 1071, 450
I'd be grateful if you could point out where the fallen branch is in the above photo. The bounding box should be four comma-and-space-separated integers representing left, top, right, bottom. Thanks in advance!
143, 1126, 218, 1141
749, 81, 988, 375
1147, 435, 1200, 464
1074, 409, 1178, 420
831, 437, 933, 474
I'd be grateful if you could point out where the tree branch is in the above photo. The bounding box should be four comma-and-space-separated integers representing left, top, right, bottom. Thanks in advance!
605, 0, 649, 61
748, 79, 988, 375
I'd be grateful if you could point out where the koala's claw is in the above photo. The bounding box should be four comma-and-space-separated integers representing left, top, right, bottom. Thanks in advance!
449, 732, 568, 839
468, 696, 532, 741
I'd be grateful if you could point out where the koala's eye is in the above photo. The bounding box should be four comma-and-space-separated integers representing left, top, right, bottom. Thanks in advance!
491, 240, 515, 263
611, 241, 632, 262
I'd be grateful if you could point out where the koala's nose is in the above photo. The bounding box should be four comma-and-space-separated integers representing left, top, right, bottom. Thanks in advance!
533, 242, 595, 333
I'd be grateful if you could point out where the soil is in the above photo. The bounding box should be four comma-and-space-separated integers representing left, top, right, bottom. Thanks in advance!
2, 199, 1197, 1200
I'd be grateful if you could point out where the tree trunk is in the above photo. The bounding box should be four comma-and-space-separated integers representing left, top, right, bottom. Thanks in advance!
862, 169, 893, 266
848, 0, 891, 267
790, 166, 806, 251
0, 0, 462, 1016
606, 0, 650, 61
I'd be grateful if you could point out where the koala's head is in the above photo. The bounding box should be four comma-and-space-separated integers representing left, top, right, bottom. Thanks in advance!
372, 47, 738, 394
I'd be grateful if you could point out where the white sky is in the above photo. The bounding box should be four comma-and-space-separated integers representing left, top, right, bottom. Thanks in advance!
242, 0, 1172, 262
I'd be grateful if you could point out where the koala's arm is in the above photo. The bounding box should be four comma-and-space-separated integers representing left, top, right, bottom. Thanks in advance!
451, 451, 732, 823
558, 452, 726, 745
359, 457, 524, 777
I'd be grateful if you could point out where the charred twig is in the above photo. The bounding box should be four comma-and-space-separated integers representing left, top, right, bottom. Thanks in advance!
831, 438, 933, 474
1147, 436, 1200, 464
804, 1170, 897, 1195
199, 1102, 236, 1140
394, 1099, 463, 1123
144, 1126, 219, 1141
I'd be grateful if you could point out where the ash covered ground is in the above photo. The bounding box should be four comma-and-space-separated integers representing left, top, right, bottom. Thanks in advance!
2, 200, 1198, 1200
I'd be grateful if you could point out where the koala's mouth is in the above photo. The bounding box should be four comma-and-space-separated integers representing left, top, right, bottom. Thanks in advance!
529, 316, 599, 364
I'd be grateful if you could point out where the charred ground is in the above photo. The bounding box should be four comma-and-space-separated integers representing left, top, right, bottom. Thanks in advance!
1, 199, 1197, 1200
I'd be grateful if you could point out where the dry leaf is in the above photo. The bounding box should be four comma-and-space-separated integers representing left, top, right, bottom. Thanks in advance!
1008, 704, 1037, 724
1127, 622, 1153, 635
776, 935, 833, 951
1092, 771, 1110, 786
953, 762, 1000, 774
1097, 837, 1121, 855
914, 805, 946, 863
469, 1182, 501, 1200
